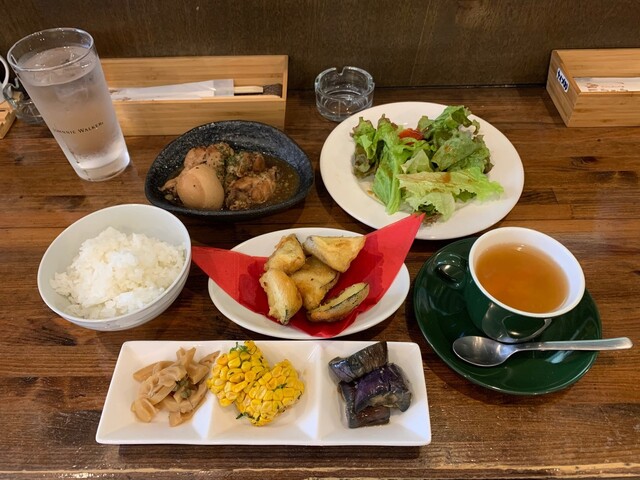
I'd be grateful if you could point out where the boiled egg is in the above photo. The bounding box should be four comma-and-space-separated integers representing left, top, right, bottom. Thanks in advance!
176, 165, 224, 210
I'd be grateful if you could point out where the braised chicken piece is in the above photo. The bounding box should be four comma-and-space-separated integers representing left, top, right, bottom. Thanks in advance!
159, 176, 179, 198
160, 142, 285, 211
226, 167, 278, 211
160, 143, 234, 198
184, 143, 233, 181
226, 150, 266, 178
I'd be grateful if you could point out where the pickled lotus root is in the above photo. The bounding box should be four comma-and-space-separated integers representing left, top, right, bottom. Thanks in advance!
131, 347, 219, 426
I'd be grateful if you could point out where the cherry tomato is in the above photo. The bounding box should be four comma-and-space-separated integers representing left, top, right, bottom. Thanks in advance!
398, 128, 423, 140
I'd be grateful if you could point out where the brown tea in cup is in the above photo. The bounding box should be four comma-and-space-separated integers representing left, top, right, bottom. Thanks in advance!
433, 227, 585, 343
474, 242, 569, 314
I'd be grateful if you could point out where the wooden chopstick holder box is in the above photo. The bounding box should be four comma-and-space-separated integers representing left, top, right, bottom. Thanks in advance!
102, 55, 288, 136
546, 49, 640, 127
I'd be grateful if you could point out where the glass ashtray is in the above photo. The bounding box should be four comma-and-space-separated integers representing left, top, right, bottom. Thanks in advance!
3, 81, 43, 125
315, 66, 374, 122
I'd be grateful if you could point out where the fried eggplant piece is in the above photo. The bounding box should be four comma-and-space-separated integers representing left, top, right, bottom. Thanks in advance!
264, 234, 306, 275
302, 235, 366, 273
306, 282, 369, 323
338, 381, 391, 428
259, 268, 303, 325
353, 363, 412, 413
290, 256, 340, 310
328, 341, 388, 383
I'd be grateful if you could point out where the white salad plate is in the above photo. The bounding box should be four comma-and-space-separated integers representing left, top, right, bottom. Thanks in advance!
319, 101, 525, 240
207, 228, 410, 339
96, 340, 431, 446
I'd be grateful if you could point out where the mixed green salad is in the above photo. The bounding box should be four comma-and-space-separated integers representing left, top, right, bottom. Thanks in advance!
351, 105, 503, 221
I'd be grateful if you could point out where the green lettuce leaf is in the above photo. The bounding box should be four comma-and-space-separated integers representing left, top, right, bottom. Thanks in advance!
447, 139, 492, 173
396, 167, 504, 220
430, 130, 480, 171
371, 136, 418, 214
368, 118, 432, 214
351, 118, 378, 177
402, 149, 433, 174
351, 105, 503, 221
418, 106, 480, 150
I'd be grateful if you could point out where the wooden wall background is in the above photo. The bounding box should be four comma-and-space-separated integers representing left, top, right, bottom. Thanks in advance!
1, 0, 638, 90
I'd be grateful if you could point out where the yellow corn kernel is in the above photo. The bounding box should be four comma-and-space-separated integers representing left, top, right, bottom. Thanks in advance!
244, 370, 257, 383
282, 396, 296, 407
231, 380, 248, 393
208, 341, 270, 409
209, 343, 303, 425
236, 359, 304, 426
227, 356, 242, 369
273, 389, 283, 401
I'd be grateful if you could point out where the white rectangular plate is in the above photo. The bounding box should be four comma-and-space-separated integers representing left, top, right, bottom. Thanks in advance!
96, 340, 431, 446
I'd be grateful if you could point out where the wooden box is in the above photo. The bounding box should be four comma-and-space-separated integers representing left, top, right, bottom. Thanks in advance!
102, 55, 288, 135
546, 49, 640, 127
0, 100, 16, 139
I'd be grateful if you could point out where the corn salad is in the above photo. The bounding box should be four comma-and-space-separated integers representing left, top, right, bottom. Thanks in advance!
207, 341, 304, 426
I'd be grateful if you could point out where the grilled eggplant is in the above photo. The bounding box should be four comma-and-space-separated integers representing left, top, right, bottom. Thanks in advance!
329, 342, 412, 428
328, 341, 388, 383
352, 363, 412, 413
338, 382, 391, 428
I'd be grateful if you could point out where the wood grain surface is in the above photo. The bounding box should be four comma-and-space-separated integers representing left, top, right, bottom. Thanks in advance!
0, 87, 638, 479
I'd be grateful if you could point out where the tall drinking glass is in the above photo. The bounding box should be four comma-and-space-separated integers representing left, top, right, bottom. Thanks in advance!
8, 28, 130, 181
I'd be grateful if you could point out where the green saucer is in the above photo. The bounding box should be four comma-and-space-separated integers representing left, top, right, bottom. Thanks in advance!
414, 238, 602, 395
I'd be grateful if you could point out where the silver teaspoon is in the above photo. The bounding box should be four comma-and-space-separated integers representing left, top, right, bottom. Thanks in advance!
453, 336, 633, 367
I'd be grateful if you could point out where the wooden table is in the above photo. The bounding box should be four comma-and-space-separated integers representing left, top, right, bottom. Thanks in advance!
1, 87, 638, 479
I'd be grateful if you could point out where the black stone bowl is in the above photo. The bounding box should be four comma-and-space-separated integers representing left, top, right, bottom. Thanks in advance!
145, 120, 314, 221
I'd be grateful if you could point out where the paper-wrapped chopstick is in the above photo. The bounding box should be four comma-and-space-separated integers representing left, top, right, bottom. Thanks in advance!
110, 79, 268, 101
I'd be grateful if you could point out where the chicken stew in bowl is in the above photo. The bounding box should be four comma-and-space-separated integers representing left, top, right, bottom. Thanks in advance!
160, 142, 300, 212
145, 120, 313, 221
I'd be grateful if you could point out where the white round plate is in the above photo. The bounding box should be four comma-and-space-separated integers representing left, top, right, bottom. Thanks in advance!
319, 102, 525, 240
208, 228, 410, 339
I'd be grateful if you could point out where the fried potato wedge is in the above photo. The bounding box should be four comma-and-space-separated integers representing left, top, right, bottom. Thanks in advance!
307, 282, 370, 323
259, 269, 303, 325
264, 234, 306, 274
302, 235, 366, 273
290, 256, 340, 310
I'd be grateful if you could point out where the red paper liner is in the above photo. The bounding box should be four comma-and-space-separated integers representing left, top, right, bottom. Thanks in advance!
192, 214, 423, 337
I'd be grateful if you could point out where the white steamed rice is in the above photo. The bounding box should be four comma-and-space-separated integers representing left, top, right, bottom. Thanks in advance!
51, 227, 186, 319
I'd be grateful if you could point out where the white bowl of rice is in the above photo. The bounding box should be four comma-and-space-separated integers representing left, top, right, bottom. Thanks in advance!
37, 203, 191, 331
